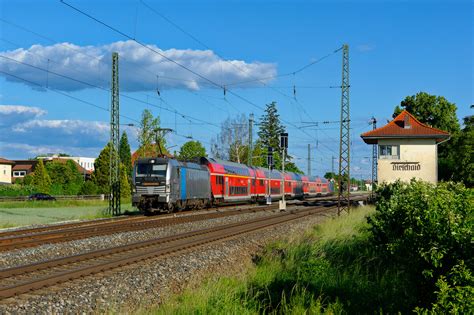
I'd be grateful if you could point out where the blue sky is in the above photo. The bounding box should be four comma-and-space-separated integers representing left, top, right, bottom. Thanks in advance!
0, 0, 472, 178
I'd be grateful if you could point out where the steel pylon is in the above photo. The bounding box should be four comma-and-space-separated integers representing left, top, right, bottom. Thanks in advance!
337, 44, 350, 215
109, 52, 121, 215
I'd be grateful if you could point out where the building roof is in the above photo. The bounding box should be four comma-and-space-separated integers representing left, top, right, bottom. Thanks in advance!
0, 158, 14, 165
361, 110, 450, 144
12, 160, 38, 172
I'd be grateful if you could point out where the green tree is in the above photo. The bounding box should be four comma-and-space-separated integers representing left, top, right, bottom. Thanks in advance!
393, 92, 461, 182
178, 140, 207, 161
258, 101, 285, 150
119, 131, 133, 192
92, 142, 133, 196
446, 115, 473, 186
120, 163, 131, 200
211, 114, 249, 163
92, 143, 111, 194
254, 102, 301, 173
64, 160, 83, 194
393, 92, 460, 133
31, 159, 52, 193
137, 109, 167, 157
79, 181, 99, 195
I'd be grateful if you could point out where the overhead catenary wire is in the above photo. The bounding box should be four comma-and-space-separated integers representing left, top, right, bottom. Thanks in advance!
138, 1, 340, 126
0, 69, 204, 145
60, 0, 341, 150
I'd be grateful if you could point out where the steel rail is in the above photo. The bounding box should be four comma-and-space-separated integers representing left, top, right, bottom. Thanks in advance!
0, 204, 280, 252
0, 205, 335, 299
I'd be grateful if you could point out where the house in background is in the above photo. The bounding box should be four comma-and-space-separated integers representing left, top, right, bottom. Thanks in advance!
11, 160, 39, 182
0, 158, 15, 184
361, 110, 450, 184
37, 155, 96, 172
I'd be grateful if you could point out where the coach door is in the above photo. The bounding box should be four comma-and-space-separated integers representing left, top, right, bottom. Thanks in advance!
225, 177, 229, 197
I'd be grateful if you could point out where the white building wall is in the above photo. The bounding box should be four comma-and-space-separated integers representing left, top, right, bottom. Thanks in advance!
0, 164, 12, 184
59, 157, 96, 171
377, 138, 437, 184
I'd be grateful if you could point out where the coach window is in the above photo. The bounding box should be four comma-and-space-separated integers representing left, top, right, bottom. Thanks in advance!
379, 145, 400, 160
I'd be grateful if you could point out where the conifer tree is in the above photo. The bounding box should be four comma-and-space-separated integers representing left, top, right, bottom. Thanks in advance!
120, 163, 131, 200
119, 131, 133, 190
92, 143, 111, 194
258, 101, 285, 151
32, 159, 52, 193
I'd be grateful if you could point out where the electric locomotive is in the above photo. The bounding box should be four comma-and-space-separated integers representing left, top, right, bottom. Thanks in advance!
132, 157, 211, 213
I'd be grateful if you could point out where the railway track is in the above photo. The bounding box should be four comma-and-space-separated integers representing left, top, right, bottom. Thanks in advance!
0, 204, 335, 300
0, 194, 369, 252
0, 203, 281, 252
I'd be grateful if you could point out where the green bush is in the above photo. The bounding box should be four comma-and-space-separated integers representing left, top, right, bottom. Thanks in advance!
415, 261, 474, 314
0, 184, 35, 196
79, 181, 99, 195
368, 180, 473, 307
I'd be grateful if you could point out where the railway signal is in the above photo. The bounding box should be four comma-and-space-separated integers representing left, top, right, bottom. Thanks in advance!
267, 146, 274, 170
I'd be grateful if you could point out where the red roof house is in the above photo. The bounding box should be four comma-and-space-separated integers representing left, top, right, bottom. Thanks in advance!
360, 110, 450, 184
361, 110, 450, 144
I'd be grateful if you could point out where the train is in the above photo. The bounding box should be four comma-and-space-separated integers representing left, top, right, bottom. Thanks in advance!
132, 156, 334, 213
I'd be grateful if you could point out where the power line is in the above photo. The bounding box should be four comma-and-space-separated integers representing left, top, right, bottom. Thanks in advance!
0, 69, 139, 124
0, 54, 224, 133
59, 0, 343, 146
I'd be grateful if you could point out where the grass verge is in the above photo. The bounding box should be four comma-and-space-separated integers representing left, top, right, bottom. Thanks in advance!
148, 206, 417, 314
0, 201, 136, 228
0, 199, 109, 209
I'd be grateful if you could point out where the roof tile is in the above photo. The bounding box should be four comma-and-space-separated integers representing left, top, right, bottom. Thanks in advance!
361, 110, 450, 144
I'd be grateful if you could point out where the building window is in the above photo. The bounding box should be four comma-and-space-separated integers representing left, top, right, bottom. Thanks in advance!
379, 145, 400, 159
13, 171, 26, 177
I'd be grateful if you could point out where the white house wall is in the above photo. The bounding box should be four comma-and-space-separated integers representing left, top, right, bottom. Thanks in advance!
377, 138, 437, 184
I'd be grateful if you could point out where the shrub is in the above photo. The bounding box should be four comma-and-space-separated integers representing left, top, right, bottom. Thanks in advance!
0, 184, 35, 196
79, 181, 99, 195
368, 180, 473, 306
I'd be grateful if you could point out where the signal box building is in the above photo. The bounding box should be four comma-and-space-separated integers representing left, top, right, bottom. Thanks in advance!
361, 110, 450, 184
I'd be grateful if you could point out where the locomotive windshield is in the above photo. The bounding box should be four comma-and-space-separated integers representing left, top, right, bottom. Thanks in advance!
136, 163, 167, 177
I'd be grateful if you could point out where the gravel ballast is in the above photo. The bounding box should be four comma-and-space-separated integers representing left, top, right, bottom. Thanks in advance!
0, 207, 338, 314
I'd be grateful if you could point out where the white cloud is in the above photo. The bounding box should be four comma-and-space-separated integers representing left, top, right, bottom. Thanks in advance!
0, 105, 46, 127
0, 142, 103, 159
0, 105, 139, 159
0, 40, 277, 92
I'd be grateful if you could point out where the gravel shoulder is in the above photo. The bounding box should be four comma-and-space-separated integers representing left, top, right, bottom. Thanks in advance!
0, 207, 337, 314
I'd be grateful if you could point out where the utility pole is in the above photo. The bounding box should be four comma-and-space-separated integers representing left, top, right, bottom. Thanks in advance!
154, 128, 173, 157
371, 116, 377, 193
307, 143, 311, 176
337, 44, 351, 215
109, 52, 120, 216
280, 133, 288, 211
248, 113, 254, 166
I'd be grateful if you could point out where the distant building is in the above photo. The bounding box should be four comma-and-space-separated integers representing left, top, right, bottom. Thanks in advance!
38, 155, 96, 172
361, 110, 450, 184
11, 160, 38, 182
0, 158, 14, 184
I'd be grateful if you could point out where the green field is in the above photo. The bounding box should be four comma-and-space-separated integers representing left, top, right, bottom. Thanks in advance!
0, 201, 136, 228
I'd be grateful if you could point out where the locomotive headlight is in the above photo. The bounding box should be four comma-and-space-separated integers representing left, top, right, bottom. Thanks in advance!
166, 184, 170, 192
